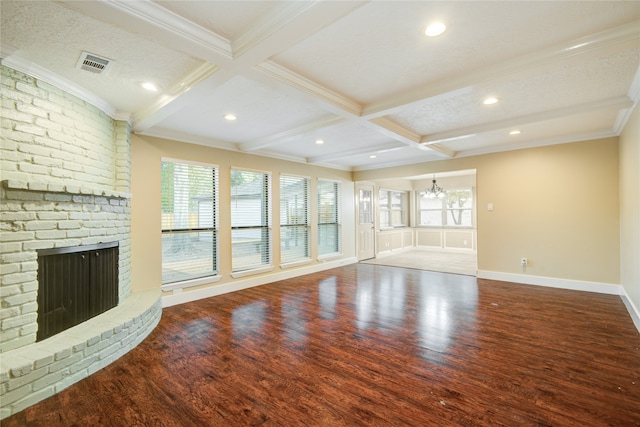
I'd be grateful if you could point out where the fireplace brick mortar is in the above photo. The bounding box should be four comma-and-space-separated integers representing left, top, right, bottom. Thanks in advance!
0, 289, 162, 420
0, 65, 161, 418
0, 179, 133, 351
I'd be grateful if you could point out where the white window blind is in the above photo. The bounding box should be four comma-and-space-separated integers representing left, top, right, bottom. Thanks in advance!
231, 169, 271, 272
318, 179, 341, 256
161, 160, 218, 284
280, 175, 310, 264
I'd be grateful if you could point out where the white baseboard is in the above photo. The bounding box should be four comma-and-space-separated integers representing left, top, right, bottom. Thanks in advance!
374, 247, 414, 258
476, 270, 622, 295
414, 246, 477, 254
621, 287, 640, 333
162, 257, 358, 307
473, 271, 640, 333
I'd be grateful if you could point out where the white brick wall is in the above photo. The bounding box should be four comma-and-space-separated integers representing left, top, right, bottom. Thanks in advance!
0, 289, 162, 419
0, 65, 155, 419
1, 64, 133, 351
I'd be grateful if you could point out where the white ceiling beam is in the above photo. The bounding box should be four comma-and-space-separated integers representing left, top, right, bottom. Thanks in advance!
132, 63, 220, 132
238, 116, 346, 152
307, 143, 407, 164
362, 20, 640, 120
136, 128, 239, 153
254, 61, 363, 116
232, 1, 368, 66
421, 95, 634, 145
59, 0, 234, 66
366, 117, 452, 158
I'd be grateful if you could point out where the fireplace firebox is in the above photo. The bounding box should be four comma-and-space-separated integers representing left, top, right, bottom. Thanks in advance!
36, 242, 119, 341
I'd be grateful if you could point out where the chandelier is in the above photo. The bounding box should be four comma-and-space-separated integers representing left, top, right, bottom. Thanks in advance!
425, 176, 446, 199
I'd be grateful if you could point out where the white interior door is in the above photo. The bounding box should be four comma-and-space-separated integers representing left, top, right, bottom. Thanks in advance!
357, 184, 375, 260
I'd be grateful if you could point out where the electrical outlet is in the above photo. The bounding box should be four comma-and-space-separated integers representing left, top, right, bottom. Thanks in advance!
521, 258, 527, 268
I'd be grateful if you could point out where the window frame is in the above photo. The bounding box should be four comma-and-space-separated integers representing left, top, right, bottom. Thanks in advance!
317, 179, 341, 258
160, 158, 219, 287
280, 173, 311, 266
379, 188, 409, 229
417, 186, 475, 228
230, 167, 273, 275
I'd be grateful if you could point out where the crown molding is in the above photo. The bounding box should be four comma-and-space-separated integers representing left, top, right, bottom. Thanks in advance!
239, 116, 346, 152
62, 0, 233, 64
363, 20, 640, 119
307, 142, 407, 164
136, 128, 238, 153
368, 117, 421, 144
232, 1, 366, 65
232, 1, 319, 59
1, 56, 118, 119
137, 128, 351, 172
131, 62, 220, 131
456, 129, 618, 159
421, 95, 633, 145
255, 60, 362, 116
613, 65, 640, 134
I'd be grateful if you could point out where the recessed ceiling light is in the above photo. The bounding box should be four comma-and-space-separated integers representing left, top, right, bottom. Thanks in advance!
369, 154, 377, 159
510, 130, 521, 135
425, 22, 446, 37
483, 97, 499, 105
315, 139, 324, 145
224, 114, 237, 121
139, 81, 160, 92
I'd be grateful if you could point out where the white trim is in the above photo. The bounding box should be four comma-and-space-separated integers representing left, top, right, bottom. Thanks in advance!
280, 258, 313, 269
106, 0, 232, 59
161, 157, 219, 169
2, 56, 118, 119
414, 246, 476, 255
255, 61, 361, 116
161, 274, 222, 292
620, 287, 640, 333
613, 65, 640, 134
231, 265, 274, 279
477, 270, 622, 295
162, 257, 357, 307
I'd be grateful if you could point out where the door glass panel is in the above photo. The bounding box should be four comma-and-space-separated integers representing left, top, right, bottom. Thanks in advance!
359, 189, 372, 224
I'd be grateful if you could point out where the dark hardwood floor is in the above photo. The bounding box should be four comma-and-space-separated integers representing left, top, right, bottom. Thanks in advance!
5, 264, 640, 426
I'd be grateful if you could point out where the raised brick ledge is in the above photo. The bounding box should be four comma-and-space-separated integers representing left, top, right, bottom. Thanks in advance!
1, 180, 131, 199
0, 289, 161, 420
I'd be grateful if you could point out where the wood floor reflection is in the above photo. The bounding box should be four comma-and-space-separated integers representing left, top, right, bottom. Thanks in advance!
6, 264, 640, 426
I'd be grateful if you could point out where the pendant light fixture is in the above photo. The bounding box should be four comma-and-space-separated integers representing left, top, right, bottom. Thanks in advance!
425, 175, 446, 199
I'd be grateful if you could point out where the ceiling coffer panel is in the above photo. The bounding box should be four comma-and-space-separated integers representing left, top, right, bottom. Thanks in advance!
0, 0, 638, 171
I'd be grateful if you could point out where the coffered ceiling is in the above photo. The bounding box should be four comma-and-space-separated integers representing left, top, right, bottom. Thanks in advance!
2, 1, 639, 171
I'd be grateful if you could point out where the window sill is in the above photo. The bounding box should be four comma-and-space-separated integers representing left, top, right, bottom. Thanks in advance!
318, 253, 342, 262
280, 258, 313, 269
161, 274, 222, 292
231, 265, 274, 279
417, 226, 475, 229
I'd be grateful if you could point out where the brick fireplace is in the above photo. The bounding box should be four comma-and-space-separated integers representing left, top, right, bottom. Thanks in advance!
0, 65, 161, 418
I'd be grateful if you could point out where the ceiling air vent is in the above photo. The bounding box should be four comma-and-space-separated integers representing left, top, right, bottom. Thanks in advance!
76, 51, 114, 75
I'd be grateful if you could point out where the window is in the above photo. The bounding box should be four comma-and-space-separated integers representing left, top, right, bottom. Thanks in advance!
318, 179, 341, 256
161, 160, 218, 284
379, 189, 408, 228
418, 188, 474, 227
231, 169, 271, 272
445, 189, 473, 226
280, 175, 310, 264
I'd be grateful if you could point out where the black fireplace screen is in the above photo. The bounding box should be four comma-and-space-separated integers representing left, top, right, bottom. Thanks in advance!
36, 242, 118, 341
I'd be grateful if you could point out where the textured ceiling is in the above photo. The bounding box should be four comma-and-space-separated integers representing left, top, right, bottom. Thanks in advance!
1, 0, 639, 171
